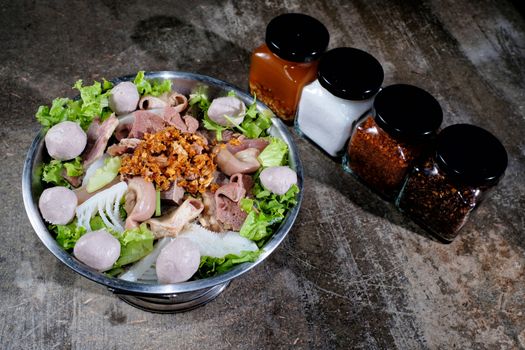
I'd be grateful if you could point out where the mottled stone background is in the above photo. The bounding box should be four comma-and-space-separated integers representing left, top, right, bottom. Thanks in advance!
1, 0, 524, 349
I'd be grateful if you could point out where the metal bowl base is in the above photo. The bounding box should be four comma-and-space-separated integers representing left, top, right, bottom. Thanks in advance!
115, 281, 230, 313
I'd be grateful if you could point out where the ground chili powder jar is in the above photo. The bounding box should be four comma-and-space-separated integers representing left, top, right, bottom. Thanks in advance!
396, 124, 508, 242
344, 84, 443, 200
249, 13, 329, 123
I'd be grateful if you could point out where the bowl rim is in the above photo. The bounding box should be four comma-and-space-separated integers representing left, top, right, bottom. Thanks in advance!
22, 71, 303, 296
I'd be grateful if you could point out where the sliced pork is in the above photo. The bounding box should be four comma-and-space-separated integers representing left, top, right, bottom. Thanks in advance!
83, 114, 119, 169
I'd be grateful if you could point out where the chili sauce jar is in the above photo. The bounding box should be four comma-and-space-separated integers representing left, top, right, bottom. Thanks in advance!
396, 124, 508, 242
295, 47, 384, 157
344, 84, 443, 200
249, 13, 329, 123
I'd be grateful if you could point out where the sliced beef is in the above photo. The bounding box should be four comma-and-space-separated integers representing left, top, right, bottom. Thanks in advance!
214, 173, 254, 231
183, 115, 199, 133
162, 106, 187, 131
128, 110, 166, 139
160, 182, 185, 205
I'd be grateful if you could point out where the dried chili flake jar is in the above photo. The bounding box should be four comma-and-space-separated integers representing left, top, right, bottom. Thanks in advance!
249, 13, 329, 123
396, 124, 508, 242
295, 47, 384, 157
344, 84, 443, 199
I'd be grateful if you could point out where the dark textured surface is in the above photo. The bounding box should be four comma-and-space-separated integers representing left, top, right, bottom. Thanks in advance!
1, 0, 524, 349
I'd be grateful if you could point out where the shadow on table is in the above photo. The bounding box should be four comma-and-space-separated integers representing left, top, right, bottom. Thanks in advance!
291, 130, 444, 244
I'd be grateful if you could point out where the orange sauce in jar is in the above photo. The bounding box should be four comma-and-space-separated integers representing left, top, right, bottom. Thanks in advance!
248, 14, 329, 124
249, 44, 318, 123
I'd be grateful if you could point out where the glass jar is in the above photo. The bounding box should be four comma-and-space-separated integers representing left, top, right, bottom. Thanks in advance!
295, 47, 384, 157
396, 124, 508, 242
249, 13, 329, 123
344, 84, 443, 200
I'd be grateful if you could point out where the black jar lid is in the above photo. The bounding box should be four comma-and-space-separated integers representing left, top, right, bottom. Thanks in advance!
436, 124, 508, 186
374, 84, 443, 141
265, 13, 329, 63
317, 47, 384, 100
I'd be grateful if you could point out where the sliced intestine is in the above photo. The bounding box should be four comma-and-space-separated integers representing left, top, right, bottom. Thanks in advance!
76, 181, 128, 233
145, 198, 204, 238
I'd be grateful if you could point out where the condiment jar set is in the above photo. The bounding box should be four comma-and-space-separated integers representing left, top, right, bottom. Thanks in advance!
249, 13, 508, 242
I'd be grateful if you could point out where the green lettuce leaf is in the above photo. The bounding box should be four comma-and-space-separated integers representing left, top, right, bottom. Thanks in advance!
240, 183, 299, 244
42, 157, 83, 187
35, 79, 112, 131
202, 114, 228, 141
112, 224, 155, 268
188, 85, 211, 111
196, 250, 261, 278
133, 71, 172, 97
257, 137, 288, 167
239, 98, 273, 139
86, 156, 121, 193
50, 215, 114, 250
73, 80, 112, 121
51, 221, 87, 250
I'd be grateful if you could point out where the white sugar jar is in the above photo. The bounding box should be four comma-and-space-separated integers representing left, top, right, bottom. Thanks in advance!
295, 47, 384, 157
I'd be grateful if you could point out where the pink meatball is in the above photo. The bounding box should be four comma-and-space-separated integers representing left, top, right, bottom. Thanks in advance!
73, 230, 121, 272
45, 121, 87, 160
109, 82, 140, 115
259, 166, 297, 195
156, 238, 200, 284
38, 186, 77, 225
207, 96, 246, 126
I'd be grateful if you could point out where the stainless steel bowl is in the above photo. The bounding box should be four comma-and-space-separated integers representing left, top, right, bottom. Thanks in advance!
22, 71, 303, 313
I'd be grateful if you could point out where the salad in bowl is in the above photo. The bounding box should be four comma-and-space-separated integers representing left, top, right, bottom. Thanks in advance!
23, 71, 302, 311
